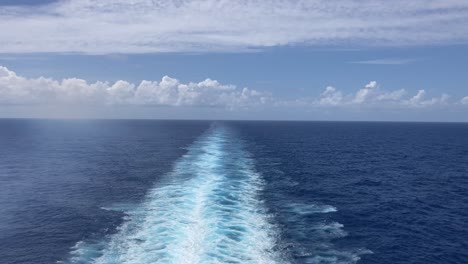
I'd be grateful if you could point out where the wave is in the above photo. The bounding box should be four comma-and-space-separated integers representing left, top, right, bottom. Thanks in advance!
286, 203, 338, 215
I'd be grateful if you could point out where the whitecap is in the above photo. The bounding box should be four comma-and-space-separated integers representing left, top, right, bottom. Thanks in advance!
287, 203, 337, 215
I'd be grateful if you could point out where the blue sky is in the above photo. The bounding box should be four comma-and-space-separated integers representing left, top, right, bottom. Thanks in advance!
0, 0, 467, 121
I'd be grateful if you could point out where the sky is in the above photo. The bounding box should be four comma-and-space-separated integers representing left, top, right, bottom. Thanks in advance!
0, 0, 468, 121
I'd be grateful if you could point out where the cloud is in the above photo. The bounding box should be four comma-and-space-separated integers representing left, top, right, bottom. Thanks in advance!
0, 66, 267, 108
350, 59, 418, 65
405, 90, 450, 107
376, 89, 407, 101
311, 81, 454, 108
1, 65, 465, 112
354, 81, 378, 104
1, 0, 468, 53
461, 96, 468, 105
409, 90, 427, 105
319, 86, 343, 106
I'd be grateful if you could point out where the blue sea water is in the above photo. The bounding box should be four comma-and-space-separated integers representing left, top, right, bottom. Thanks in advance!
0, 120, 467, 264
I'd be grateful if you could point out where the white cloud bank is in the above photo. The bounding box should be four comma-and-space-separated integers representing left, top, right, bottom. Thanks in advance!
0, 66, 268, 108
315, 81, 454, 108
1, 66, 466, 111
1, 0, 468, 53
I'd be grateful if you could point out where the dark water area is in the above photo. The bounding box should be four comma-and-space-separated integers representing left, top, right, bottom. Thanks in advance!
0, 119, 209, 263
237, 121, 468, 263
0, 119, 467, 263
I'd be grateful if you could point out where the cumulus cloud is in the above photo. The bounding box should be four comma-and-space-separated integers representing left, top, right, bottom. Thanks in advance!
0, 66, 267, 108
409, 90, 427, 105
354, 81, 378, 104
405, 90, 450, 107
319, 86, 344, 106
311, 81, 455, 108
315, 81, 410, 107
461, 96, 468, 105
1, 66, 466, 111
1, 0, 468, 53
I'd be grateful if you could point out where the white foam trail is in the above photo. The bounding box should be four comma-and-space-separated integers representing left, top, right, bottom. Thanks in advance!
68, 126, 285, 264
287, 203, 337, 215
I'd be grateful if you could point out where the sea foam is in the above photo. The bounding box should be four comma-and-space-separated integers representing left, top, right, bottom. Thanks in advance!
67, 126, 285, 264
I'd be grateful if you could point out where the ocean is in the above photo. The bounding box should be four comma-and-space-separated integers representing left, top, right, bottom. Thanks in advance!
0, 119, 467, 264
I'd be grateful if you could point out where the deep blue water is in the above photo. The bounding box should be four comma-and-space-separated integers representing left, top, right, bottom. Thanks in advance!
0, 120, 467, 264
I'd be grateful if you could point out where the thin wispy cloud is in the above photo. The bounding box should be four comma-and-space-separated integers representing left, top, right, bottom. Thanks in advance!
350, 59, 419, 65
1, 0, 468, 54
0, 55, 49, 61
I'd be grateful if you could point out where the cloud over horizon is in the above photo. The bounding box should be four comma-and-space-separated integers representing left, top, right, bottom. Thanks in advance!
0, 66, 465, 112
1, 0, 468, 54
0, 66, 268, 108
